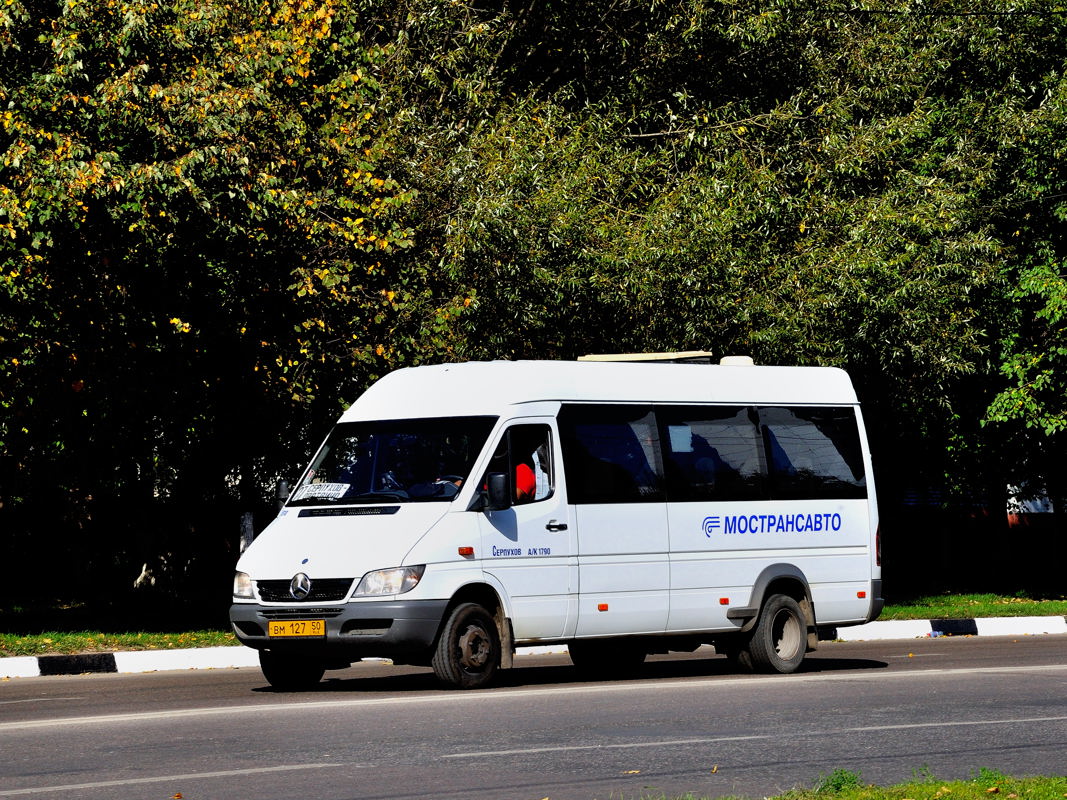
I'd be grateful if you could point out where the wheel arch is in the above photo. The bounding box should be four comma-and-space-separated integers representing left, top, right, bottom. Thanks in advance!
436, 580, 515, 669
730, 563, 815, 634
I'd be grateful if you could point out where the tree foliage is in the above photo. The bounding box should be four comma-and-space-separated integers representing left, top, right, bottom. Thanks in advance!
3, 0, 1067, 609
0, 0, 460, 605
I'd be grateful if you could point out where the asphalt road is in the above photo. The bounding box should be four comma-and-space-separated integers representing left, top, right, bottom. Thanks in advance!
2, 636, 1066, 800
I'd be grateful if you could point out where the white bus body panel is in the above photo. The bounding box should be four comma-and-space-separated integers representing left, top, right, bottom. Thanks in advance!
340, 361, 860, 422
573, 504, 671, 636
666, 499, 872, 628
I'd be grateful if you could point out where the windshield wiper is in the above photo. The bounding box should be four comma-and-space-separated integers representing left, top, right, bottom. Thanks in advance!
347, 491, 408, 502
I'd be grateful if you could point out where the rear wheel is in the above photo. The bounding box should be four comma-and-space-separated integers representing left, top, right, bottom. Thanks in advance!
432, 603, 500, 689
745, 594, 806, 674
259, 651, 326, 691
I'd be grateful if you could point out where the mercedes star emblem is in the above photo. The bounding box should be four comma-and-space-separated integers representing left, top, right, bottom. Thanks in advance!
289, 572, 312, 600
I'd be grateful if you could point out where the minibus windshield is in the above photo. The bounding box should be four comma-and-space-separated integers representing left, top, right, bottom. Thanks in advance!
287, 416, 497, 506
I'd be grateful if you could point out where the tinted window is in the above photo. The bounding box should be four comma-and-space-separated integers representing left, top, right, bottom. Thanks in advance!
759, 407, 867, 499
558, 404, 663, 503
558, 403, 866, 504
288, 416, 497, 505
659, 406, 766, 501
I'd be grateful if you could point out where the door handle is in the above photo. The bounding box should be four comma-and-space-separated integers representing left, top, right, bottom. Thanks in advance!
545, 520, 568, 532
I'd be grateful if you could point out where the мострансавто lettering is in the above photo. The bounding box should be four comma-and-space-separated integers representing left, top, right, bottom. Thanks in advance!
702, 513, 843, 537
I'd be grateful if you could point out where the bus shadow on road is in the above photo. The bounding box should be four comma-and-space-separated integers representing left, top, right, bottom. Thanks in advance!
250, 651, 888, 694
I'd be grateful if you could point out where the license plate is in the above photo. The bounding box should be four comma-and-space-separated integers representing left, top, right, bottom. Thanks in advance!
267, 619, 326, 638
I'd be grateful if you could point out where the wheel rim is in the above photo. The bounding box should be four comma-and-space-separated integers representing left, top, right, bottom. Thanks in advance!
772, 607, 803, 660
457, 622, 491, 672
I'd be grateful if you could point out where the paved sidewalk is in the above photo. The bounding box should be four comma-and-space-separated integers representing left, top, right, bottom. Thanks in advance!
3, 616, 1065, 680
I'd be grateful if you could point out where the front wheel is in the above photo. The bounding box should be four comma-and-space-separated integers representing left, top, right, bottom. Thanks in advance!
259, 650, 326, 691
431, 603, 501, 689
745, 593, 807, 674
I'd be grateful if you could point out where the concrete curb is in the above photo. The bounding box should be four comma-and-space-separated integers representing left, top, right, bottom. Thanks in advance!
827, 614, 1067, 642
3, 616, 1065, 680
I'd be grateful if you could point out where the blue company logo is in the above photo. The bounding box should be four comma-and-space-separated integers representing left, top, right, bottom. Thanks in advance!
703, 512, 843, 537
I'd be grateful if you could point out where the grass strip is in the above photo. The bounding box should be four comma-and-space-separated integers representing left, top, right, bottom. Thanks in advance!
652, 769, 1066, 800
881, 593, 1067, 620
0, 630, 237, 657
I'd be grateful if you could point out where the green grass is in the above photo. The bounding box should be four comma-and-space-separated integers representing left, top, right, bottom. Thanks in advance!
881, 593, 1067, 620
647, 770, 1066, 800
0, 630, 237, 657
778, 770, 1065, 800
2, 592, 1066, 657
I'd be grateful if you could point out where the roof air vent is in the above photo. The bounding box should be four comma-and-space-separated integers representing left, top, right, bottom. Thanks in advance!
719, 355, 755, 366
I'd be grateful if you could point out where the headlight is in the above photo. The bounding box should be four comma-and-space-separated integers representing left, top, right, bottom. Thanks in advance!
353, 565, 425, 596
233, 571, 254, 599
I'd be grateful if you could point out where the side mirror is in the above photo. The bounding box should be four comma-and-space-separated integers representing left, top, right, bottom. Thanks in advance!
485, 472, 511, 511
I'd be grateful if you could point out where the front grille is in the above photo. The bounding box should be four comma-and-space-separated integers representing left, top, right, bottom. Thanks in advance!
260, 607, 346, 619
257, 578, 354, 603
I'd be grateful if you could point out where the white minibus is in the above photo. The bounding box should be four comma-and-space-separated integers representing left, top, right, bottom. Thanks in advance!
230, 357, 882, 689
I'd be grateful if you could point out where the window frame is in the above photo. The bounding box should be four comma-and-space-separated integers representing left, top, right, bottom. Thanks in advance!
558, 402, 867, 505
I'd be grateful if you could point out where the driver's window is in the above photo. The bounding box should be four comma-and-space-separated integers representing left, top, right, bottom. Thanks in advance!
483, 425, 554, 505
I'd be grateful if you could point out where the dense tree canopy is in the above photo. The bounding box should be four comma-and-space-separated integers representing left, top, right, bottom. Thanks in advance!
2, 0, 1065, 612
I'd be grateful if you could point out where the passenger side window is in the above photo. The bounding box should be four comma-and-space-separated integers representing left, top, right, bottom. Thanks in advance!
481, 424, 554, 505
758, 407, 867, 499
558, 404, 664, 503
659, 406, 766, 501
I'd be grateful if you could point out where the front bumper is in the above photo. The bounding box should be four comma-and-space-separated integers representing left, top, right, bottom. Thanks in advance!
230, 599, 450, 662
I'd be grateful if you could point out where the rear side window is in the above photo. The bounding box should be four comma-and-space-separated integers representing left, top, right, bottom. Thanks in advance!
558, 403, 866, 504
759, 407, 867, 499
558, 404, 664, 503
659, 406, 765, 501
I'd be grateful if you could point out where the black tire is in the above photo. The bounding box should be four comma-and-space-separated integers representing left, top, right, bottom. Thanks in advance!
259, 650, 326, 691
431, 603, 500, 689
568, 639, 646, 676
744, 593, 807, 674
